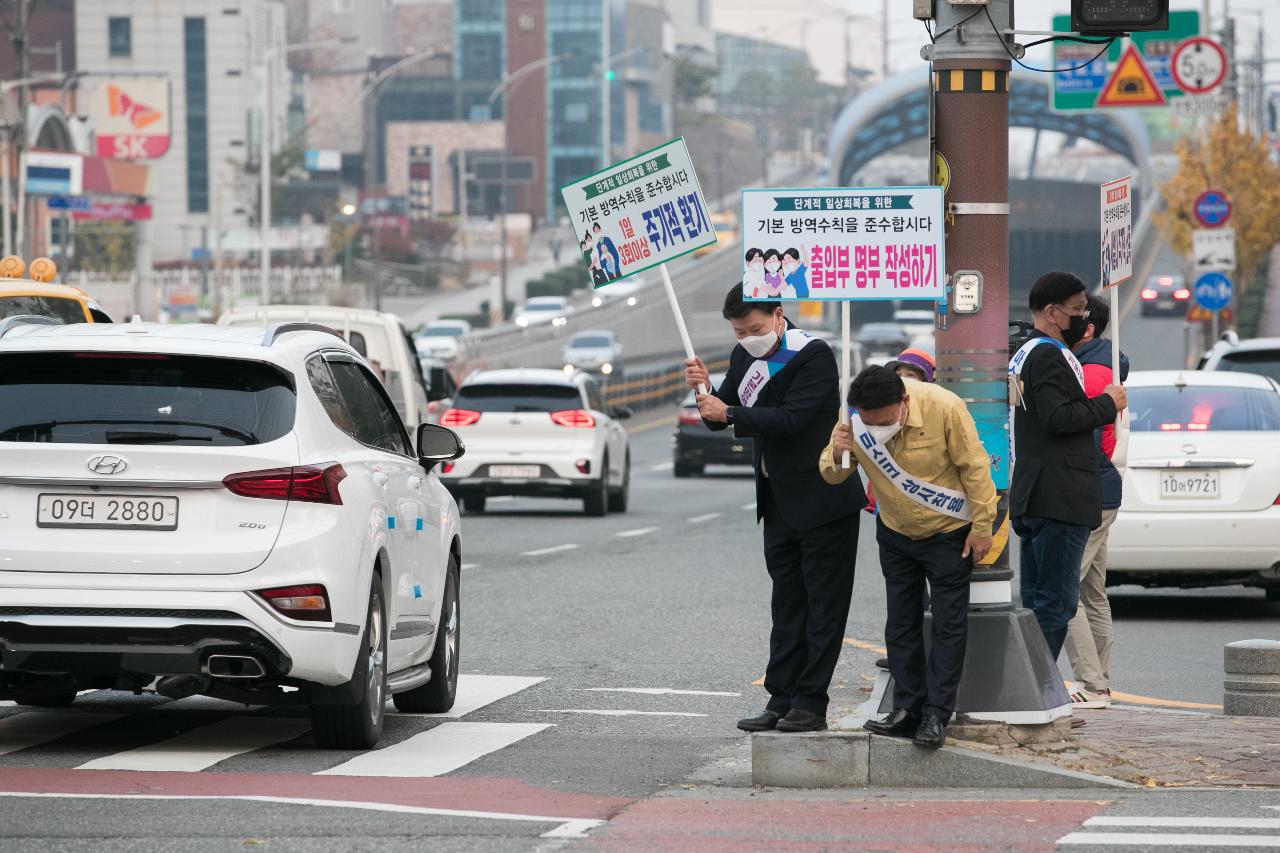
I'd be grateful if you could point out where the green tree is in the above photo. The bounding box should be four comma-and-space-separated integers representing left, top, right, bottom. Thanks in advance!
674, 55, 717, 106
73, 221, 135, 274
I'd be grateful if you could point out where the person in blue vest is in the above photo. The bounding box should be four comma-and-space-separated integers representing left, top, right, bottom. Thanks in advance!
781, 247, 810, 298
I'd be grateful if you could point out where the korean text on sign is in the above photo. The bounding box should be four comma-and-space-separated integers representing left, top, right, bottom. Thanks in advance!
560, 137, 717, 288
740, 187, 946, 302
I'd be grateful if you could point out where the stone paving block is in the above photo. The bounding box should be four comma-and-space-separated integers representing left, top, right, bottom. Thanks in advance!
750, 731, 870, 788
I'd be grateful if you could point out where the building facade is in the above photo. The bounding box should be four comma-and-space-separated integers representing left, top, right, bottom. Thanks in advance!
715, 31, 809, 120
75, 0, 287, 263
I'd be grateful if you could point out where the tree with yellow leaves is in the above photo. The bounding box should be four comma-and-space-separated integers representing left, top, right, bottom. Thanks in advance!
1154, 107, 1280, 304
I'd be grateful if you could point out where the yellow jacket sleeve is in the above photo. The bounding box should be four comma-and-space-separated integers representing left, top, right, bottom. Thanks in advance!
818, 424, 857, 485
944, 402, 998, 537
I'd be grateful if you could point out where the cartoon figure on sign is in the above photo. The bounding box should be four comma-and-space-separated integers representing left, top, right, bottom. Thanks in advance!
581, 231, 595, 266
592, 222, 622, 281
744, 247, 766, 295
761, 249, 787, 297
588, 252, 609, 287
782, 246, 810, 298
1100, 233, 1111, 289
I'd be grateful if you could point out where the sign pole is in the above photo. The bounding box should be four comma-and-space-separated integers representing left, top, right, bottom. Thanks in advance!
840, 301, 851, 469
659, 262, 707, 395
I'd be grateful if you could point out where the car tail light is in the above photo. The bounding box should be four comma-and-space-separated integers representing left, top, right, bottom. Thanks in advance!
441, 408, 481, 427
1159, 423, 1183, 431
1174, 289, 1191, 300
257, 583, 331, 622
1188, 423, 1209, 431
677, 409, 702, 426
575, 458, 591, 474
550, 409, 596, 428
223, 464, 346, 504
1141, 289, 1158, 300
441, 461, 455, 474
1158, 276, 1173, 285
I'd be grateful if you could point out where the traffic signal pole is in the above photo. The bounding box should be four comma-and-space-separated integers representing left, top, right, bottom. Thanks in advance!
917, 0, 1073, 725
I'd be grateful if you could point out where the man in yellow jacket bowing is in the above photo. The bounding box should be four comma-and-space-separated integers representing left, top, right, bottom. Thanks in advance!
820, 365, 997, 749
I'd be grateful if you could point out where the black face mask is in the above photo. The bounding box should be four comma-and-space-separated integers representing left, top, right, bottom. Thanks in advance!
1061, 312, 1089, 347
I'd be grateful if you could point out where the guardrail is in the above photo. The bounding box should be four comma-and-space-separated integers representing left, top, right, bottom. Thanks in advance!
603, 350, 732, 410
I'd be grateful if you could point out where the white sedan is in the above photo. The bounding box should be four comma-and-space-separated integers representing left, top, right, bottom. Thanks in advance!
514, 297, 572, 328
1108, 370, 1280, 599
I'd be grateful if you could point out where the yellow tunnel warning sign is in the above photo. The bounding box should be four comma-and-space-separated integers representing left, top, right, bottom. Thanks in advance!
1096, 43, 1167, 108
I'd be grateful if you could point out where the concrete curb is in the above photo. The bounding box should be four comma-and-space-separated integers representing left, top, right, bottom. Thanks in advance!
751, 730, 1136, 790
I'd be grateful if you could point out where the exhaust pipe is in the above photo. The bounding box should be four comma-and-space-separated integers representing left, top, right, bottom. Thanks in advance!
204, 654, 266, 679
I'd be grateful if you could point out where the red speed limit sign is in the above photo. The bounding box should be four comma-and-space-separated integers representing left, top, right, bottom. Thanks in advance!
1172, 37, 1228, 95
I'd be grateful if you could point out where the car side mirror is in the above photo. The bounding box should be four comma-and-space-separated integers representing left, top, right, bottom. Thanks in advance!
426, 366, 452, 402
611, 405, 633, 420
417, 423, 465, 471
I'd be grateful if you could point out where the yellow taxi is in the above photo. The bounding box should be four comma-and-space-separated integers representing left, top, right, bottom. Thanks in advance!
0, 255, 111, 323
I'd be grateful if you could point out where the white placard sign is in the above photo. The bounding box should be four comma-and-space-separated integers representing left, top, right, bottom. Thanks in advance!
1192, 227, 1236, 273
739, 186, 945, 301
1100, 176, 1133, 288
560, 137, 716, 287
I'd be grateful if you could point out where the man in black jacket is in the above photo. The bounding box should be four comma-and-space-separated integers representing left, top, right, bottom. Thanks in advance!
1009, 272, 1127, 660
685, 283, 864, 733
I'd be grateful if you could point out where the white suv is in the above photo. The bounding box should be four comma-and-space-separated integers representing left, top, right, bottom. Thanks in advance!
0, 318, 465, 749
440, 368, 631, 516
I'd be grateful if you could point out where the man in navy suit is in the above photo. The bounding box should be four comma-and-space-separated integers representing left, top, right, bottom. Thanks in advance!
685, 283, 864, 732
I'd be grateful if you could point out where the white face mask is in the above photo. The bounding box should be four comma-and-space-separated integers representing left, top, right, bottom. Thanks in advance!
741, 331, 778, 359
864, 404, 907, 445
765, 260, 781, 273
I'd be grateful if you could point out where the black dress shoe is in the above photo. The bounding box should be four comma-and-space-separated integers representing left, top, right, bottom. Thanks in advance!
863, 708, 920, 737
737, 709, 784, 732
775, 708, 828, 732
874, 657, 890, 671
912, 713, 946, 749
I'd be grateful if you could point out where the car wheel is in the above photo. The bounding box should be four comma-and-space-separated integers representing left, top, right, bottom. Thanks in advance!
393, 557, 460, 713
584, 456, 609, 517
608, 451, 630, 513
673, 462, 702, 478
463, 495, 486, 513
311, 574, 386, 750
18, 690, 77, 708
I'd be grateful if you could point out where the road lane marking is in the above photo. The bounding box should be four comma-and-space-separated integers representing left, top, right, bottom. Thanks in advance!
615, 527, 659, 538
76, 716, 310, 772
628, 414, 677, 434
461, 562, 478, 570
741, 502, 756, 511
583, 687, 740, 697
1059, 832, 1280, 847
687, 512, 721, 524
0, 712, 122, 757
316, 722, 551, 777
532, 710, 707, 717
1087, 818, 1280, 830
0, 793, 603, 840
404, 674, 544, 719
647, 461, 674, 472
844, 637, 888, 656
522, 544, 579, 557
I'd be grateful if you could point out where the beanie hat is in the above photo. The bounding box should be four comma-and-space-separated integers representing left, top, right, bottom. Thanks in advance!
895, 347, 936, 383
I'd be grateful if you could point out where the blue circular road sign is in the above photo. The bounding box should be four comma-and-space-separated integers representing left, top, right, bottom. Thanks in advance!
1193, 190, 1232, 228
1194, 271, 1233, 311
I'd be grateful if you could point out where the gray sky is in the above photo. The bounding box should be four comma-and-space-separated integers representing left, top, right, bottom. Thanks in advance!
713, 0, 1279, 87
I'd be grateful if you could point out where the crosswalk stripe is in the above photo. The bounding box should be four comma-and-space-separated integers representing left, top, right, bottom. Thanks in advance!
1087, 818, 1280, 830
76, 716, 311, 772
409, 674, 544, 719
687, 512, 721, 524
315, 721, 551, 777
1059, 832, 1280, 847
615, 527, 659, 538
0, 712, 122, 757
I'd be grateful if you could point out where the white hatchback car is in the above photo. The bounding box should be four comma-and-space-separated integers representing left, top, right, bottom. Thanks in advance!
1108, 370, 1280, 599
439, 368, 631, 516
514, 297, 572, 328
0, 318, 466, 748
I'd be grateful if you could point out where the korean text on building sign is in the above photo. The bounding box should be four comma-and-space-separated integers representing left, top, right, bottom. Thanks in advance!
740, 187, 946, 301
561, 137, 717, 288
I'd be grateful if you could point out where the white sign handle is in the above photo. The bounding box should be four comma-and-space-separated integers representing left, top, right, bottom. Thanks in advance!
1109, 282, 1129, 473
660, 263, 708, 396
840, 301, 851, 470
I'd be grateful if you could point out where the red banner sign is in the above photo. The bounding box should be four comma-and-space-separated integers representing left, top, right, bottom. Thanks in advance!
71, 202, 153, 222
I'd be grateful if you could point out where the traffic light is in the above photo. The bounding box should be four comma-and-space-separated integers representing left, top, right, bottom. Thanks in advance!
603, 69, 616, 82
1071, 0, 1168, 34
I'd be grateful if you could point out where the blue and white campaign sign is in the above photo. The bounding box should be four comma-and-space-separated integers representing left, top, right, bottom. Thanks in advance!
1193, 189, 1231, 228
24, 151, 82, 196
1100, 176, 1133, 288
739, 186, 946, 301
1193, 271, 1233, 311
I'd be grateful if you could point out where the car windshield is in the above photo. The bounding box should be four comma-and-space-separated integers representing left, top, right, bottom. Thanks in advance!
1215, 350, 1280, 384
423, 325, 464, 337
570, 335, 612, 348
1128, 385, 1280, 432
454, 383, 581, 413
0, 295, 84, 323
0, 353, 296, 445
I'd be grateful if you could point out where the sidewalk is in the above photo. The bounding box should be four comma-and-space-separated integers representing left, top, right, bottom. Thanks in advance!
950, 707, 1280, 788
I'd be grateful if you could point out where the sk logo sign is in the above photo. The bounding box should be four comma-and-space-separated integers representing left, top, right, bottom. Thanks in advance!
107, 84, 163, 130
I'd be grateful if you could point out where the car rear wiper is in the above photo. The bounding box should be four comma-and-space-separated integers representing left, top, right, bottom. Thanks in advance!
105, 430, 214, 444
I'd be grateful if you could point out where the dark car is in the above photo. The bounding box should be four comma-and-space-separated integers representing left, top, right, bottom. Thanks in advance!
672, 373, 753, 477
1140, 274, 1191, 317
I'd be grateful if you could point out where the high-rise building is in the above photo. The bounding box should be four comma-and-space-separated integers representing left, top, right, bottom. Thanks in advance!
75, 0, 287, 263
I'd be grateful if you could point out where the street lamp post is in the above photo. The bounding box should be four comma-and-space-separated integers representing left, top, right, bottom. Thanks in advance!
259, 36, 354, 306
